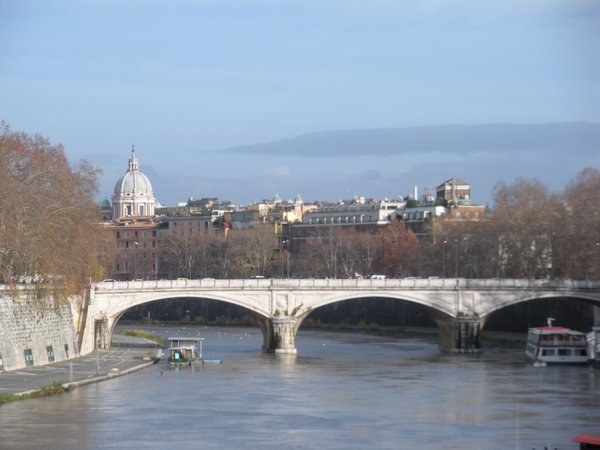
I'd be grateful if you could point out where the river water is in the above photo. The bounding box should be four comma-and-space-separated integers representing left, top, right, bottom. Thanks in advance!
1, 326, 598, 449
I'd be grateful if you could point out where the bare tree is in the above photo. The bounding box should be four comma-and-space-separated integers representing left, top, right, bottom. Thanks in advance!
491, 178, 563, 278
0, 121, 102, 297
373, 220, 420, 277
228, 225, 279, 277
559, 168, 600, 279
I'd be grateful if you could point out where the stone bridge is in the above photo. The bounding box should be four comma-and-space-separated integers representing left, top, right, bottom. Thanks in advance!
81, 278, 600, 356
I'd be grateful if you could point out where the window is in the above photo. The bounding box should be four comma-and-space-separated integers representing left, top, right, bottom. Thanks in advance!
64, 344, 69, 358
24, 349, 34, 366
0, 352, 3, 371
47, 346, 55, 362
542, 349, 555, 356
558, 349, 570, 356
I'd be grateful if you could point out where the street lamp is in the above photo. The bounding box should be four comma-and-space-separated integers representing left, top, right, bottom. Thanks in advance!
96, 339, 100, 375
443, 239, 447, 278
595, 242, 600, 281
282, 240, 290, 278
454, 238, 459, 278
133, 241, 139, 280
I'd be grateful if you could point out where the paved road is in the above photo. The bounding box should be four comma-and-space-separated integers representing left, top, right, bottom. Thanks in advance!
0, 334, 163, 396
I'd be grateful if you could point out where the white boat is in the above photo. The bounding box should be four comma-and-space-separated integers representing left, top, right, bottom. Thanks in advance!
525, 318, 589, 365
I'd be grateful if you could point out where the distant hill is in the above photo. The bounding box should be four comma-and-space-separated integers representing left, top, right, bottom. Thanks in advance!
224, 122, 600, 157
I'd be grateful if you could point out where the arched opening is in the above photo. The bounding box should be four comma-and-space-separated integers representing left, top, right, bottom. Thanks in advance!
484, 296, 596, 332
296, 296, 467, 353
481, 296, 597, 351
120, 297, 259, 326
107, 296, 268, 353
300, 297, 437, 331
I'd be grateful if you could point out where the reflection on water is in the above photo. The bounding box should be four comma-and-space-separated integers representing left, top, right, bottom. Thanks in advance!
1, 326, 598, 449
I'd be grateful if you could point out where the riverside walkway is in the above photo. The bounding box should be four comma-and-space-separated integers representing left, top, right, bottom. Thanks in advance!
0, 334, 160, 396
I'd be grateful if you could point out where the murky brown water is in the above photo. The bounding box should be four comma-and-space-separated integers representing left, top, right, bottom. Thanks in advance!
1, 326, 598, 449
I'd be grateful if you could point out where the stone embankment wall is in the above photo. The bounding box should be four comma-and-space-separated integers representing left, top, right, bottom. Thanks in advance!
0, 286, 79, 372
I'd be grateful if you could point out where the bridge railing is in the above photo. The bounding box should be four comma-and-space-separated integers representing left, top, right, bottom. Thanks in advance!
92, 277, 600, 291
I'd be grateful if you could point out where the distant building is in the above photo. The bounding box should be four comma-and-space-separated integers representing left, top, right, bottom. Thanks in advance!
100, 198, 112, 222
302, 199, 405, 225
436, 177, 471, 203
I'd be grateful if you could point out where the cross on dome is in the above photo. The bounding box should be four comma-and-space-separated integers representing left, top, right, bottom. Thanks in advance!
128, 145, 139, 171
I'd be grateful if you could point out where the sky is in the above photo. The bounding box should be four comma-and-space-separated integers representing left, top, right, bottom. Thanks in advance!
1, 0, 599, 206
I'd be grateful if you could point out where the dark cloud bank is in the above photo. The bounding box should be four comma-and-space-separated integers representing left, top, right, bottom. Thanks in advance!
224, 122, 600, 157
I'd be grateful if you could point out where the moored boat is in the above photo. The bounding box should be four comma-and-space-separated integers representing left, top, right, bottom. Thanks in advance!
167, 337, 204, 366
525, 318, 589, 365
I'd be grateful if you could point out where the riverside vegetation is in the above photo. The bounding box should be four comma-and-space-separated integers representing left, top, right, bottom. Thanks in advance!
0, 381, 71, 405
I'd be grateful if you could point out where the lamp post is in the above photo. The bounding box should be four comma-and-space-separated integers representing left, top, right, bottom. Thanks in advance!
96, 339, 100, 375
454, 238, 459, 278
282, 240, 290, 278
443, 239, 447, 278
596, 242, 600, 280
133, 241, 138, 280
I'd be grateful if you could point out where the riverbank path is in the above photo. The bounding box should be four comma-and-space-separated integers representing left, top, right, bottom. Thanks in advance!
0, 334, 161, 396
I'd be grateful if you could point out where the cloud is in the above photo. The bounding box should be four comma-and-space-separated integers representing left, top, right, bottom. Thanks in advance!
224, 123, 600, 158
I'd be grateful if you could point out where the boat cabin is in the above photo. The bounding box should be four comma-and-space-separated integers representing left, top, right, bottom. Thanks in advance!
525, 319, 588, 364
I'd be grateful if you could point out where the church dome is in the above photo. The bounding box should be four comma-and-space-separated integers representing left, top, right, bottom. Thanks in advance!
111, 147, 156, 220
113, 150, 153, 197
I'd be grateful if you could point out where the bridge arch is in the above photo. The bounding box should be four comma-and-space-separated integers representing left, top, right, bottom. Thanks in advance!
89, 287, 272, 353
478, 292, 600, 324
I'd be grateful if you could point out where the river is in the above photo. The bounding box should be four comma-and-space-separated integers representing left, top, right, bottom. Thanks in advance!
1, 325, 598, 449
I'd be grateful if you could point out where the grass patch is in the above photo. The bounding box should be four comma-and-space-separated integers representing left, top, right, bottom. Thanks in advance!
122, 329, 168, 346
0, 382, 70, 405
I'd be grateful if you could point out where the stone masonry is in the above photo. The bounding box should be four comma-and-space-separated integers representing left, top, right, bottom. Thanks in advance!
0, 287, 78, 372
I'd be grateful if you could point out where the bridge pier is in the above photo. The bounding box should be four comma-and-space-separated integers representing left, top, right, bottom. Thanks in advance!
94, 318, 110, 350
255, 316, 299, 354
593, 305, 600, 326
436, 316, 482, 354
271, 317, 298, 354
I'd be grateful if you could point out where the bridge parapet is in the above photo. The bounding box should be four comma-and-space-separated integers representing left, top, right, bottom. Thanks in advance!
92, 277, 600, 294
